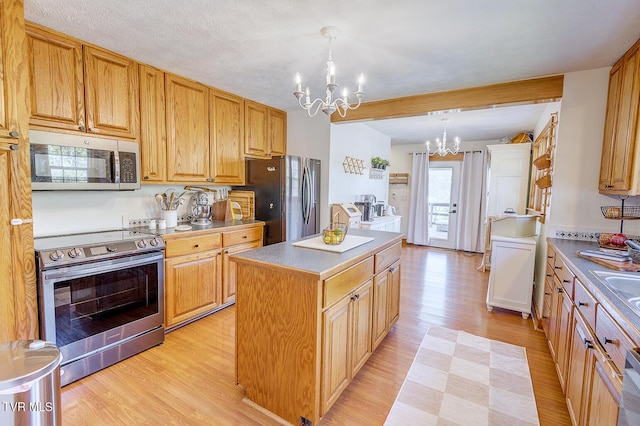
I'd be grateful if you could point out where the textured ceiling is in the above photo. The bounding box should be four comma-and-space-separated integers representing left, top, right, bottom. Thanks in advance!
24, 0, 640, 143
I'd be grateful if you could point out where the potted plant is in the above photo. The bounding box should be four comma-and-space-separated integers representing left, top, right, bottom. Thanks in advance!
371, 157, 390, 170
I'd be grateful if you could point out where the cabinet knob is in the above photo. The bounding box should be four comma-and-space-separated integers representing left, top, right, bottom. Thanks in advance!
578, 301, 588, 307
194, 244, 199, 248
88, 127, 95, 132
583, 338, 594, 349
9, 130, 19, 138
143, 176, 149, 180
79, 125, 86, 131
557, 287, 563, 294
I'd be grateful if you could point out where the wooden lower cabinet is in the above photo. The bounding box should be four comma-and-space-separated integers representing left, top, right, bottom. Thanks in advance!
583, 341, 621, 425
321, 279, 373, 414
164, 249, 222, 328
372, 260, 401, 350
221, 240, 261, 304
555, 284, 573, 392
565, 311, 592, 424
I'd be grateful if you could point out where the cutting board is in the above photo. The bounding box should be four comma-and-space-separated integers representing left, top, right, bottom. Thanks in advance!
292, 235, 374, 253
576, 252, 640, 272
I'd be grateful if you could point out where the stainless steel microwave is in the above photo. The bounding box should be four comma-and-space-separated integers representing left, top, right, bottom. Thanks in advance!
29, 130, 140, 190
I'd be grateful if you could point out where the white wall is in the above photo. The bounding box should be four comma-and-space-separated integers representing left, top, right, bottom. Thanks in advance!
328, 123, 391, 208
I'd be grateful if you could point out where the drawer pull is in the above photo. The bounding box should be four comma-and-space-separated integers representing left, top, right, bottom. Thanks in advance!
545, 274, 552, 278
547, 255, 554, 259
583, 338, 594, 349
603, 337, 615, 346
562, 279, 570, 283
578, 301, 588, 307
544, 292, 551, 296
554, 266, 562, 270
557, 287, 563, 294
194, 244, 199, 248
79, 125, 86, 131
243, 235, 248, 239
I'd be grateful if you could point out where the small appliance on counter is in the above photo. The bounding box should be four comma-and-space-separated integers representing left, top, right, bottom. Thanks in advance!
191, 190, 213, 226
355, 201, 374, 222
331, 203, 362, 229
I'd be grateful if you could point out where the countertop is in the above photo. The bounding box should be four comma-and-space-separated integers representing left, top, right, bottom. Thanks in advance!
548, 237, 640, 340
230, 228, 403, 280
129, 219, 264, 239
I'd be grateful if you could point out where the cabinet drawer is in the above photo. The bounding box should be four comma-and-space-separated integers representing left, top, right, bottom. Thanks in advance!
574, 278, 597, 331
595, 305, 635, 374
324, 257, 374, 308
222, 226, 262, 247
165, 233, 221, 257
554, 259, 575, 299
374, 242, 401, 274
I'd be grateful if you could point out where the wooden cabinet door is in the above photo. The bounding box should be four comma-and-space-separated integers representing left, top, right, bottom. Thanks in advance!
269, 108, 286, 156
0, 0, 37, 341
387, 261, 401, 328
164, 250, 221, 328
83, 45, 139, 139
222, 240, 261, 304
599, 60, 624, 192
372, 272, 389, 350
321, 295, 351, 415
210, 89, 244, 184
139, 65, 166, 182
25, 24, 85, 132
165, 73, 210, 182
583, 344, 621, 426
555, 287, 573, 392
244, 100, 269, 158
351, 280, 373, 377
547, 278, 562, 360
565, 312, 592, 426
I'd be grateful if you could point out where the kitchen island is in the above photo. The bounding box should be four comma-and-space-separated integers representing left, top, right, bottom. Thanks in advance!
231, 229, 403, 425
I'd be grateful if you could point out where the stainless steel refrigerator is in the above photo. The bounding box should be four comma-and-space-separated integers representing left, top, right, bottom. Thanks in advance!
239, 156, 321, 245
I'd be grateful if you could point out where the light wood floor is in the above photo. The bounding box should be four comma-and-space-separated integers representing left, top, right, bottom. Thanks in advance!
61, 245, 571, 425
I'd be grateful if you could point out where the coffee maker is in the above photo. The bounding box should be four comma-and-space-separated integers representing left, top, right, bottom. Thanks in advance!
355, 194, 376, 222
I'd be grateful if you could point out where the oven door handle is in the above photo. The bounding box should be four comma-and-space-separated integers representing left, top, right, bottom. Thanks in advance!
41, 252, 163, 282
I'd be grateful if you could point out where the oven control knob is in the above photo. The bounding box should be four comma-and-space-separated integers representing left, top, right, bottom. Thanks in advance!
68, 247, 82, 258
149, 237, 159, 246
49, 250, 64, 261
137, 239, 148, 248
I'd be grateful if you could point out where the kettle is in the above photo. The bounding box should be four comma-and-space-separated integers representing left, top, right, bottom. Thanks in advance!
191, 190, 212, 225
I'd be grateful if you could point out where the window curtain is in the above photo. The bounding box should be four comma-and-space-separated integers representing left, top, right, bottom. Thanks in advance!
407, 153, 429, 245
455, 151, 487, 252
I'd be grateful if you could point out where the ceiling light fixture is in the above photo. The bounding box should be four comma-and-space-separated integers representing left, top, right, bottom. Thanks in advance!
293, 26, 365, 117
426, 118, 460, 156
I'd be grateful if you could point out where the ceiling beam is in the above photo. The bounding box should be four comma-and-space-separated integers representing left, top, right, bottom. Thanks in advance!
331, 75, 564, 123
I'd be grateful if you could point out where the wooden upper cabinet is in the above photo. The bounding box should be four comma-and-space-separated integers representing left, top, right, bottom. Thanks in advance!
244, 100, 269, 158
269, 108, 287, 157
165, 73, 210, 182
210, 89, 244, 184
25, 24, 84, 132
84, 46, 139, 139
26, 23, 140, 139
139, 65, 166, 182
599, 38, 640, 194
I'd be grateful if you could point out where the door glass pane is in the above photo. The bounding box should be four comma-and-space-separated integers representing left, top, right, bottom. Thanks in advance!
428, 167, 453, 240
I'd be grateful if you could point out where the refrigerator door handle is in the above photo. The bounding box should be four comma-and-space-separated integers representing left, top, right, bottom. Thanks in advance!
302, 165, 311, 225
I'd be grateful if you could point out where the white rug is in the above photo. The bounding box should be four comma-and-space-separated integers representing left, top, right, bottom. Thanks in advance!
385, 326, 540, 426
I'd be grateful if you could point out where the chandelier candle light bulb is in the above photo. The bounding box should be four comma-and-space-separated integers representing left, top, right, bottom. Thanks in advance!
426, 118, 461, 156
293, 26, 366, 117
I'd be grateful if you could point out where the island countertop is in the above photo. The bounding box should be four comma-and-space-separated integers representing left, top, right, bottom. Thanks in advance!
229, 228, 404, 280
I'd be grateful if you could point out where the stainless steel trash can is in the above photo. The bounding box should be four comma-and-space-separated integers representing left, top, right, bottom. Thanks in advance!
0, 340, 62, 425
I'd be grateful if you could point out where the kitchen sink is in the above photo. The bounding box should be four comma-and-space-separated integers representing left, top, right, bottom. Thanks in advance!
592, 270, 640, 314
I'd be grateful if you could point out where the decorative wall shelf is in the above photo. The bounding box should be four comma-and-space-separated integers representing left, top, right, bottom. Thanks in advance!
369, 168, 386, 179
343, 156, 365, 175
389, 172, 409, 185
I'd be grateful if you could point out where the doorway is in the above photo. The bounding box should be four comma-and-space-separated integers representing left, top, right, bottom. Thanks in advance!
428, 161, 460, 249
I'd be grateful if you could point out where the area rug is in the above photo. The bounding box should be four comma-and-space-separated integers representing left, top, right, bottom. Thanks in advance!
384, 326, 540, 425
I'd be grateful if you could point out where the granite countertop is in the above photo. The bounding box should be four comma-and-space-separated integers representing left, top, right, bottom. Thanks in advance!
548, 237, 640, 339
230, 228, 403, 280
129, 219, 264, 238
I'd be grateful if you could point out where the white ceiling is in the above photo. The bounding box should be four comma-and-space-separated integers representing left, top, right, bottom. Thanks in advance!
24, 0, 640, 145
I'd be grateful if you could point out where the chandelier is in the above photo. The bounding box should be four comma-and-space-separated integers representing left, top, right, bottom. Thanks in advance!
426, 118, 461, 156
293, 26, 365, 117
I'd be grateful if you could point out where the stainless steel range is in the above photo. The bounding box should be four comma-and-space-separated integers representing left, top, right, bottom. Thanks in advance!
34, 230, 165, 386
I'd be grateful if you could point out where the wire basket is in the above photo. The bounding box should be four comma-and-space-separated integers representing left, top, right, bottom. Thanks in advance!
601, 205, 640, 219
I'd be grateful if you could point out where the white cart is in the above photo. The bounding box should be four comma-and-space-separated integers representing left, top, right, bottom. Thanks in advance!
486, 235, 536, 319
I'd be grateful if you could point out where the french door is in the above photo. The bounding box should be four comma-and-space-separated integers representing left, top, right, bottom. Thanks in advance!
428, 161, 460, 249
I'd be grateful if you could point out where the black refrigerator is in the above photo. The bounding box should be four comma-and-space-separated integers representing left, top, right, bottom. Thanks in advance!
239, 156, 321, 245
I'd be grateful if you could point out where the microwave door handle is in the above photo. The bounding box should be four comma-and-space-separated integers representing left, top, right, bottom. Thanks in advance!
113, 150, 120, 184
